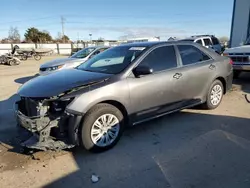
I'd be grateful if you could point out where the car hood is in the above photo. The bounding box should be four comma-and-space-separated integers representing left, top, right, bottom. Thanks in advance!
40, 57, 87, 68
224, 45, 250, 54
18, 69, 111, 98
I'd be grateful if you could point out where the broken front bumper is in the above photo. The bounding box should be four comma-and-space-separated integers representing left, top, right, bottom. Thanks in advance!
15, 102, 81, 151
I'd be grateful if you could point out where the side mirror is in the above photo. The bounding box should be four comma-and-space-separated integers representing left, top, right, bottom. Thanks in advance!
133, 66, 153, 77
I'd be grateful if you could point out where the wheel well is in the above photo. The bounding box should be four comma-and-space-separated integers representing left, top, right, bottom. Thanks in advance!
99, 100, 129, 125
215, 77, 226, 94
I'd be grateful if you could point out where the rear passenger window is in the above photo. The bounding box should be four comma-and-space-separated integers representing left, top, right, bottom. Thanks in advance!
204, 38, 212, 46
211, 37, 219, 45
196, 40, 203, 45
177, 45, 210, 65
140, 46, 177, 72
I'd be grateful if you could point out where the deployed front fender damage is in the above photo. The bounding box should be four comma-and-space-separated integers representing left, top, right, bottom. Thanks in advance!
16, 79, 107, 151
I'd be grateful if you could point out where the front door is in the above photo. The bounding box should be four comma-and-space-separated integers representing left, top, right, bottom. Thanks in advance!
127, 45, 181, 122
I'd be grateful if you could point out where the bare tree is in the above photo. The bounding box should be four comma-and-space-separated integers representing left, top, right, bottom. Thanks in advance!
54, 32, 70, 43
8, 26, 20, 42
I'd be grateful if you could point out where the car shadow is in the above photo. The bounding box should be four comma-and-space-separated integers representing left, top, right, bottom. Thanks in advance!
1, 107, 250, 188
233, 72, 250, 94
0, 94, 22, 150
14, 74, 38, 84
233, 73, 250, 103
43, 112, 250, 188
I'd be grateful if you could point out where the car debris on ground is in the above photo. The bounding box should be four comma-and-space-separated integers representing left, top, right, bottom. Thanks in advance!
91, 174, 99, 183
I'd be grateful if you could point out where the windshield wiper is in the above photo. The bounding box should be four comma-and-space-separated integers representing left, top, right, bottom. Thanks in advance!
78, 68, 96, 72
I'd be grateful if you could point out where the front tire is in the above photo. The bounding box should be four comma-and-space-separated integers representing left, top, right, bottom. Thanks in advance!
21, 54, 28, 61
80, 103, 124, 152
203, 80, 224, 110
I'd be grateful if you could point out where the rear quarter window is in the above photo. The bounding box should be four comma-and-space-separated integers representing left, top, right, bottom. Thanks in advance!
177, 45, 211, 66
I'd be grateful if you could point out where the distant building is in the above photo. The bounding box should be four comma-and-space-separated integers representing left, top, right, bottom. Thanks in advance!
126, 37, 160, 43
230, 0, 250, 47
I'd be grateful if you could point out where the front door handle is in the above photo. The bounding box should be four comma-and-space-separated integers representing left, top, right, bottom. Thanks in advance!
209, 64, 216, 70
173, 73, 182, 79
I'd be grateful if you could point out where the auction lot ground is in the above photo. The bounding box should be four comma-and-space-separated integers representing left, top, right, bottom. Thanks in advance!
0, 56, 250, 188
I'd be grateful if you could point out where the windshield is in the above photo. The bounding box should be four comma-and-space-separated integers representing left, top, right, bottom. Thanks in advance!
245, 36, 250, 45
77, 46, 147, 74
71, 47, 96, 58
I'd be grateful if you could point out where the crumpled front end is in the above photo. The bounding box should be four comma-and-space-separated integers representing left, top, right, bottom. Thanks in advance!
16, 96, 81, 151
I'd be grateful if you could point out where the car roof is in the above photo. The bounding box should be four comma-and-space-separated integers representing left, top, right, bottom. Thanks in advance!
91, 46, 109, 50
179, 38, 195, 42
182, 35, 216, 41
119, 40, 214, 48
120, 41, 169, 47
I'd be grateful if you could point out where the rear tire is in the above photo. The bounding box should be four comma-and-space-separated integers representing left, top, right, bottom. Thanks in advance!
34, 54, 41, 61
8, 59, 16, 66
80, 103, 124, 152
203, 80, 224, 110
0, 55, 7, 64
14, 60, 20, 65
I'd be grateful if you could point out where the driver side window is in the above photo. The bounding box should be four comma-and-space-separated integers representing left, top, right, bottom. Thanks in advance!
139, 45, 177, 73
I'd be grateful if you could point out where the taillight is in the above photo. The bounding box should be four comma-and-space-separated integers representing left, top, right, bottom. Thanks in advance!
223, 53, 229, 56
229, 59, 233, 65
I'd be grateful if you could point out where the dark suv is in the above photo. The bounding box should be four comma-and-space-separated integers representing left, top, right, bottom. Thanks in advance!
16, 41, 233, 152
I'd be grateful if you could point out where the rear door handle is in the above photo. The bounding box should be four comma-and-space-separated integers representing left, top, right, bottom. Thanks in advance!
209, 64, 216, 70
173, 73, 182, 79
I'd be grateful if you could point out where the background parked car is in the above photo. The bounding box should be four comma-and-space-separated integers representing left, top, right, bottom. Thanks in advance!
180, 35, 223, 54
223, 36, 250, 78
16, 41, 233, 152
39, 46, 109, 75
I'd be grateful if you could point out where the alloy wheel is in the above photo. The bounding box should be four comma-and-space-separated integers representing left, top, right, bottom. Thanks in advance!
210, 84, 223, 106
90, 114, 120, 147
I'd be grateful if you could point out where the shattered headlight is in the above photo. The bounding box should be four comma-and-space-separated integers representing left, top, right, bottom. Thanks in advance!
49, 98, 75, 114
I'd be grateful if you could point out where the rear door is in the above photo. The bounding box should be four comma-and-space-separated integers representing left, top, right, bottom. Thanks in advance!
174, 44, 215, 104
127, 45, 181, 122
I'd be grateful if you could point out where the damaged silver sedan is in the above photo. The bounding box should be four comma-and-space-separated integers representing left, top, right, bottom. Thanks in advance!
16, 41, 233, 152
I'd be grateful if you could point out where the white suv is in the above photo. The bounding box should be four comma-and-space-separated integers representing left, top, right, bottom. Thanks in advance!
181, 35, 223, 54
223, 36, 250, 78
